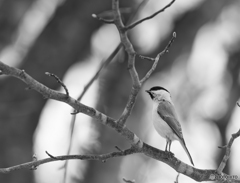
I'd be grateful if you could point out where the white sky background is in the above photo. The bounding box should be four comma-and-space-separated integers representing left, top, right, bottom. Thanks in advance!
0, 0, 240, 182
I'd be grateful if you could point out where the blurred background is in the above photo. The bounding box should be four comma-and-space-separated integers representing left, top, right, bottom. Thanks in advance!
0, 0, 240, 182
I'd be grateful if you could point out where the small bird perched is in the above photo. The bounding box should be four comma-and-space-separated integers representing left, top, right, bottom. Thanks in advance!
146, 86, 194, 166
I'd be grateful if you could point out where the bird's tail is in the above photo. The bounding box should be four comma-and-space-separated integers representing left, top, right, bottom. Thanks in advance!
179, 139, 194, 166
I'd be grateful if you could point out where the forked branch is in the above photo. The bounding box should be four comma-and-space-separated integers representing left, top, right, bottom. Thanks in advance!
217, 129, 240, 173
124, 0, 176, 31
0, 0, 239, 182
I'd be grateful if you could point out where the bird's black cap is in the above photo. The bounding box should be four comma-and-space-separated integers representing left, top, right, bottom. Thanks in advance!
148, 86, 169, 93
145, 86, 169, 99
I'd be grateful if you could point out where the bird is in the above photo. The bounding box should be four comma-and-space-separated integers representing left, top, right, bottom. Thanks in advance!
146, 86, 194, 166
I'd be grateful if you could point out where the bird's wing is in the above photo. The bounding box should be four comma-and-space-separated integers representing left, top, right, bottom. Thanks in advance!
157, 100, 183, 140
157, 100, 194, 166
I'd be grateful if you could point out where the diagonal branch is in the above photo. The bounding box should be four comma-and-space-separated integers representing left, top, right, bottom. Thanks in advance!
77, 45, 122, 102
217, 129, 240, 173
124, 0, 176, 31
92, 7, 132, 24
140, 32, 176, 83
64, 1, 150, 181
92, 14, 114, 24
1, 1, 239, 182
112, 0, 140, 87
45, 72, 69, 97
0, 147, 139, 173
112, 0, 175, 127
237, 101, 240, 107
0, 61, 141, 146
1, 61, 240, 182
112, 0, 141, 127
62, 44, 122, 182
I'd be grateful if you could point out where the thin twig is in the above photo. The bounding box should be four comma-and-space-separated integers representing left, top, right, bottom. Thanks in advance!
237, 101, 240, 107
115, 146, 124, 152
140, 32, 176, 83
113, 0, 141, 127
66, 0, 149, 155
76, 0, 148, 106
138, 55, 155, 61
92, 7, 132, 24
78, 46, 121, 102
217, 129, 240, 173
174, 173, 180, 183
0, 148, 139, 174
1, 61, 240, 182
46, 151, 60, 160
64, 1, 150, 181
123, 178, 136, 183
30, 154, 38, 170
124, 0, 176, 31
62, 45, 122, 182
92, 14, 114, 24
116, 0, 175, 127
218, 145, 227, 149
45, 72, 69, 97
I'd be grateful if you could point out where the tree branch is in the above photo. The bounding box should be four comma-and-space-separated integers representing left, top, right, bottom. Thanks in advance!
124, 0, 176, 31
0, 147, 139, 173
217, 129, 240, 173
0, 61, 141, 147
45, 72, 69, 97
0, 61, 239, 182
112, 0, 142, 127
0, 1, 239, 182
92, 14, 114, 24
64, 1, 150, 181
140, 32, 176, 84
62, 44, 122, 182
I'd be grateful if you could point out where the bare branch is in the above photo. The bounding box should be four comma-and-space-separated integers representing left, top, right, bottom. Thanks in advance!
45, 72, 69, 97
138, 55, 155, 61
46, 151, 59, 160
115, 146, 124, 152
140, 32, 176, 83
0, 61, 141, 147
123, 178, 135, 183
1, 1, 239, 181
63, 45, 122, 181
124, 0, 176, 31
113, 0, 140, 86
217, 129, 240, 173
92, 7, 132, 24
112, 0, 142, 127
117, 85, 140, 126
0, 147, 139, 173
77, 45, 122, 102
92, 14, 114, 24
64, 1, 150, 180
1, 61, 240, 182
174, 173, 180, 183
30, 154, 38, 170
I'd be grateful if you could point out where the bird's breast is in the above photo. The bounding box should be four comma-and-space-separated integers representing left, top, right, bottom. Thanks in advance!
152, 103, 178, 141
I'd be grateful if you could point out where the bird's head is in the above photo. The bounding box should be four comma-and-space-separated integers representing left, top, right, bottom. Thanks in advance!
145, 86, 171, 102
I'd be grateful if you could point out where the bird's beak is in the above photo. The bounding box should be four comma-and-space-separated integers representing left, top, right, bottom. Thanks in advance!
145, 90, 154, 100
145, 90, 150, 94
